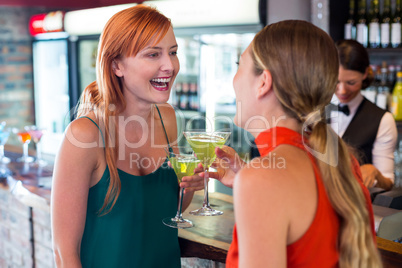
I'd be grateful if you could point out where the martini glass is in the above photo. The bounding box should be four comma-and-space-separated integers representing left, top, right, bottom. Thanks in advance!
13, 128, 34, 163
0, 127, 11, 164
0, 122, 10, 164
183, 131, 230, 216
25, 126, 46, 166
162, 152, 200, 228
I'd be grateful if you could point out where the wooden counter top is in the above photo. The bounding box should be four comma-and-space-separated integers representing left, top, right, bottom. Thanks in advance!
2, 148, 402, 266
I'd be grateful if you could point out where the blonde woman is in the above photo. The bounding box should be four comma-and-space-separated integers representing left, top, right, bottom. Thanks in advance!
51, 5, 203, 267
202, 20, 381, 267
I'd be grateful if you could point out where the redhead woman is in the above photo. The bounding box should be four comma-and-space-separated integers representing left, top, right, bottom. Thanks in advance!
204, 21, 382, 267
51, 5, 203, 267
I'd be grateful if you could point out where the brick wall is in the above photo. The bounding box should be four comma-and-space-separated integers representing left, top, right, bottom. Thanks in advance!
0, 6, 49, 146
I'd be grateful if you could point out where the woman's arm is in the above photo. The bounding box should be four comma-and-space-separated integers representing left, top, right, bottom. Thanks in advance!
51, 118, 104, 268
234, 166, 288, 267
370, 112, 397, 190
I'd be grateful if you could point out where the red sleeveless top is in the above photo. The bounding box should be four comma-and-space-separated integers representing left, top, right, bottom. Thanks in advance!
226, 127, 375, 268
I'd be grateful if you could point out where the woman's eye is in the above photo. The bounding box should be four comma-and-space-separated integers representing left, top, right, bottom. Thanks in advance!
149, 53, 159, 58
235, 61, 239, 66
170, 51, 178, 56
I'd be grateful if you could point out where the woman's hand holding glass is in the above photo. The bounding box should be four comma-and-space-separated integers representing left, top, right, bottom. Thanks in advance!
178, 162, 205, 193
206, 146, 246, 189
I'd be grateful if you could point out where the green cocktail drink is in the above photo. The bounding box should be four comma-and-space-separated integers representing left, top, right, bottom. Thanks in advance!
169, 156, 200, 183
183, 131, 230, 216
186, 135, 226, 167
163, 153, 200, 229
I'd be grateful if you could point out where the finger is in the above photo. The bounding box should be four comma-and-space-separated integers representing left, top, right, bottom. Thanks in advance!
180, 179, 204, 190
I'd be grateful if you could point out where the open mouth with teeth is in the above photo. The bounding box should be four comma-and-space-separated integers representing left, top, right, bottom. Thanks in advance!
150, 77, 171, 91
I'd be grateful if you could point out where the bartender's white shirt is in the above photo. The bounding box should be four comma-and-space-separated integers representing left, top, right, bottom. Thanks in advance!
330, 92, 397, 182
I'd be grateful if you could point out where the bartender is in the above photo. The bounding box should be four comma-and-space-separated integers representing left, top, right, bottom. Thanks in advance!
330, 39, 397, 191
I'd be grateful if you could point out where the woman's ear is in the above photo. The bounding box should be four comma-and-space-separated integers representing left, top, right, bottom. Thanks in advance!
256, 69, 272, 99
112, 60, 123, 77
363, 66, 369, 80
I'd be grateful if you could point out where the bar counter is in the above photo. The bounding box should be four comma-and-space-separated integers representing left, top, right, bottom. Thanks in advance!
1, 148, 402, 267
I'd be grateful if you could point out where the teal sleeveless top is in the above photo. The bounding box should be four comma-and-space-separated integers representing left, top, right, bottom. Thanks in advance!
79, 106, 181, 268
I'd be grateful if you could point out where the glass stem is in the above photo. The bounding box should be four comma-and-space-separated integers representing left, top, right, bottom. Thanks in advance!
0, 145, 4, 158
36, 142, 42, 160
176, 187, 185, 219
23, 142, 29, 158
203, 166, 210, 207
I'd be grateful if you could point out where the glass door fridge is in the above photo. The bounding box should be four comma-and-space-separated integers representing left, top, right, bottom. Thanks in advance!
32, 32, 71, 156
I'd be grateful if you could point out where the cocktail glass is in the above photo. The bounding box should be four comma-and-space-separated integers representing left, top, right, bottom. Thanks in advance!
25, 126, 46, 166
162, 152, 200, 228
13, 128, 34, 163
0, 127, 11, 164
183, 131, 230, 216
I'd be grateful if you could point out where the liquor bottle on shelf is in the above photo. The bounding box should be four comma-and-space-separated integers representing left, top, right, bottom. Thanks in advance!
388, 65, 396, 90
368, 0, 380, 48
189, 82, 199, 111
364, 64, 378, 103
391, 71, 402, 120
173, 82, 182, 108
380, 0, 392, 48
376, 62, 391, 110
179, 82, 190, 110
392, 0, 402, 48
344, 0, 356, 40
356, 0, 368, 47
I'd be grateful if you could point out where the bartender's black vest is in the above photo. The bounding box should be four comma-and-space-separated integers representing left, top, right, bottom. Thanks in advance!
329, 98, 386, 165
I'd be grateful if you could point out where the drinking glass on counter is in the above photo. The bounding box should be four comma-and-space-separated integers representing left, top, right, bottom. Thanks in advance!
183, 131, 230, 216
162, 150, 200, 229
13, 128, 34, 163
0, 122, 11, 164
25, 125, 46, 166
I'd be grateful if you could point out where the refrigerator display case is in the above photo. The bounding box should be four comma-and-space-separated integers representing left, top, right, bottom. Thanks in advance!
32, 34, 71, 156
30, 11, 72, 156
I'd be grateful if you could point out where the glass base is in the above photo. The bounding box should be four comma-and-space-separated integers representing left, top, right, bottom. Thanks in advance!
0, 156, 10, 164
17, 156, 34, 163
189, 206, 223, 216
162, 217, 193, 229
31, 159, 47, 167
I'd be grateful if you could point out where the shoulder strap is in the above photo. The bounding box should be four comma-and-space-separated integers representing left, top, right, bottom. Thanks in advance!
154, 105, 173, 155
78, 116, 105, 146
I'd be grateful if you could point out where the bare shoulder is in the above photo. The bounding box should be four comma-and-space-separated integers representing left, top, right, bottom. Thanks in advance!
235, 145, 312, 198
65, 114, 104, 147
154, 103, 177, 140
155, 103, 176, 119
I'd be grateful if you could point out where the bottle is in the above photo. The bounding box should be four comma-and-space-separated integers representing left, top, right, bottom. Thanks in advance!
388, 65, 396, 90
381, 0, 392, 48
376, 62, 391, 110
364, 64, 378, 103
173, 82, 182, 108
392, 0, 402, 48
391, 71, 402, 120
356, 0, 368, 47
345, 0, 356, 39
368, 0, 381, 48
189, 82, 199, 111
180, 82, 190, 110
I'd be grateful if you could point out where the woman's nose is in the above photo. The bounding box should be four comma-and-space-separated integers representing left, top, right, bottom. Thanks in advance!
161, 54, 175, 71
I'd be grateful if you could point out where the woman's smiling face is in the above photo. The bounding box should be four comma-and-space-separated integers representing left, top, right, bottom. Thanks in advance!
113, 26, 180, 104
